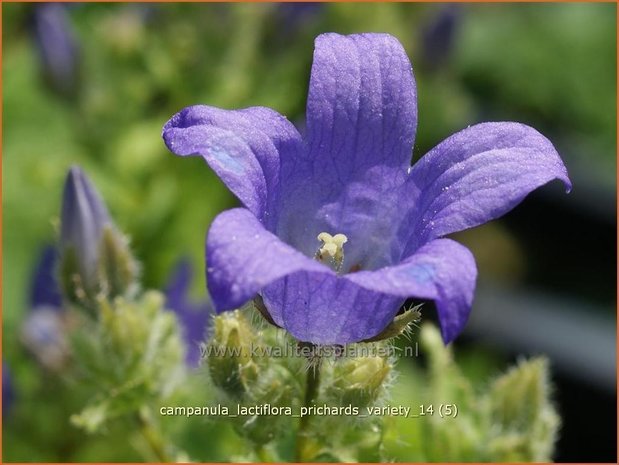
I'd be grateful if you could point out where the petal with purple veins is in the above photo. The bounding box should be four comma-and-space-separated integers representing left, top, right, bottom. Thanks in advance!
347, 238, 477, 343
163, 106, 304, 226
262, 272, 404, 344
206, 208, 328, 313
277, 33, 418, 266
404, 122, 572, 253
305, 33, 417, 175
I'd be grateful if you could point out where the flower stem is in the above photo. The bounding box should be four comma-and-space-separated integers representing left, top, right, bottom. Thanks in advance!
295, 359, 322, 462
254, 444, 276, 462
135, 409, 173, 462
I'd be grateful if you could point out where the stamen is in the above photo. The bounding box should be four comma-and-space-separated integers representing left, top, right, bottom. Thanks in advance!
315, 232, 348, 272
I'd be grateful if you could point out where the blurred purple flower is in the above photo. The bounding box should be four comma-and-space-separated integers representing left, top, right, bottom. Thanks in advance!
421, 4, 462, 69
3, 363, 13, 418
163, 33, 571, 345
165, 259, 212, 367
277, 3, 323, 32
32, 3, 80, 98
30, 245, 62, 310
21, 246, 70, 372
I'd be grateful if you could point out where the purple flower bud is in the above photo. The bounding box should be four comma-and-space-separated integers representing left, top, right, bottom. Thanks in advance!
421, 4, 462, 70
2, 363, 13, 418
32, 3, 80, 98
59, 166, 136, 311
60, 166, 112, 292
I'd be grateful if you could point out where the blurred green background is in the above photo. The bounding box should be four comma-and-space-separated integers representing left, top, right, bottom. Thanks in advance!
2, 2, 616, 462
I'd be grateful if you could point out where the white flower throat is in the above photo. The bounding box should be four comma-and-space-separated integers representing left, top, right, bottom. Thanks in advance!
315, 232, 348, 273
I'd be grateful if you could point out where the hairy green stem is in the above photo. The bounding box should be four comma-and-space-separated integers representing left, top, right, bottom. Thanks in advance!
254, 444, 276, 462
295, 361, 322, 462
136, 409, 173, 462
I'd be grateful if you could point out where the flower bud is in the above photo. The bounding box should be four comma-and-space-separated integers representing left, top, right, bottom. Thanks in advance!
205, 310, 257, 398
32, 3, 81, 99
59, 166, 136, 311
329, 353, 391, 407
420, 4, 461, 70
234, 364, 300, 445
486, 357, 560, 461
420, 320, 451, 370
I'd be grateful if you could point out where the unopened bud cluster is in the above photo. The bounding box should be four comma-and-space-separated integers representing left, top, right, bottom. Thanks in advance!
203, 304, 403, 460
203, 308, 302, 445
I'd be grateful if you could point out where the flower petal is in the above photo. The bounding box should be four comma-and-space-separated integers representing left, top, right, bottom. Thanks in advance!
306, 33, 417, 173
262, 238, 475, 344
163, 105, 304, 224
262, 273, 403, 344
208, 208, 475, 344
405, 122, 572, 251
206, 208, 328, 312
347, 239, 477, 343
276, 33, 418, 267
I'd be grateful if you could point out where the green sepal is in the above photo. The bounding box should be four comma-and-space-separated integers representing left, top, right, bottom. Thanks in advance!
97, 225, 138, 302
362, 304, 422, 342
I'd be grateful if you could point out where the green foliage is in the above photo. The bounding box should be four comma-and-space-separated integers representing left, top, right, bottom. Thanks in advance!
384, 324, 560, 462
70, 291, 185, 433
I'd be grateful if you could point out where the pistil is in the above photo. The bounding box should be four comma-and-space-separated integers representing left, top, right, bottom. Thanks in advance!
315, 232, 348, 273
